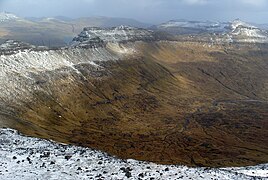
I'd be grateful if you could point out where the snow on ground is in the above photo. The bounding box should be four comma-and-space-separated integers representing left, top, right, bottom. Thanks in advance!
0, 12, 19, 22
72, 26, 154, 45
230, 19, 268, 39
0, 40, 120, 104
0, 128, 267, 180
158, 19, 268, 43
159, 20, 228, 32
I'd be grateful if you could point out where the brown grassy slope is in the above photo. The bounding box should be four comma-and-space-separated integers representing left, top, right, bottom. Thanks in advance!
2, 42, 268, 167
139, 42, 268, 100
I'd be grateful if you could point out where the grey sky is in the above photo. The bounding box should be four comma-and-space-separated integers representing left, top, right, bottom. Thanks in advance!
0, 0, 268, 23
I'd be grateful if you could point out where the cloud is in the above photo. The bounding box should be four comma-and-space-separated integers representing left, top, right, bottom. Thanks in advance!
81, 0, 95, 3
239, 0, 266, 6
183, 0, 208, 5
0, 0, 268, 23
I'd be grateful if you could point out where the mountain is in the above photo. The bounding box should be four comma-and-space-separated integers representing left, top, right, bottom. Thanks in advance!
71, 26, 155, 47
0, 12, 20, 22
154, 19, 268, 43
153, 19, 229, 34
0, 26, 268, 167
26, 16, 74, 22
2, 13, 267, 46
70, 16, 151, 28
0, 12, 151, 47
227, 19, 268, 43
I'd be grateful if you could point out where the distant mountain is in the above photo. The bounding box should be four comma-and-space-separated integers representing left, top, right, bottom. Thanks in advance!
0, 12, 151, 47
26, 16, 74, 22
154, 19, 268, 43
227, 19, 268, 43
152, 19, 229, 35
1, 12, 267, 46
0, 12, 20, 22
71, 16, 151, 28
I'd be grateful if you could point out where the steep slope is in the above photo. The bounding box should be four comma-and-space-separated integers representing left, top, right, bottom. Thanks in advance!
0, 27, 268, 167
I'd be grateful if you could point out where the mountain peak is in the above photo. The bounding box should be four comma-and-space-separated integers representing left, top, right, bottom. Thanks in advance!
227, 19, 268, 41
229, 19, 256, 30
0, 12, 19, 22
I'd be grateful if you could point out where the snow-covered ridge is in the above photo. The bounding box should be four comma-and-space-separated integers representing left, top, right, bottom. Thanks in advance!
159, 20, 229, 33
0, 128, 267, 179
158, 19, 267, 35
220, 19, 268, 43
228, 19, 268, 39
72, 25, 155, 47
158, 19, 268, 43
230, 19, 253, 30
0, 12, 19, 22
0, 40, 48, 55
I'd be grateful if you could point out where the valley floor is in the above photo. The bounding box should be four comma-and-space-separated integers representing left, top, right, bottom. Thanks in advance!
0, 128, 267, 180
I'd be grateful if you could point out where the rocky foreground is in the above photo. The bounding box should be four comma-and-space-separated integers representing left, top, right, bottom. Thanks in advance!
0, 128, 267, 180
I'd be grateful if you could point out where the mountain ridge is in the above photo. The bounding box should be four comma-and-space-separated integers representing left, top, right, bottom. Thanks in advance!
0, 12, 19, 22
154, 19, 268, 43
0, 12, 151, 47
0, 26, 268, 167
1, 12, 268, 46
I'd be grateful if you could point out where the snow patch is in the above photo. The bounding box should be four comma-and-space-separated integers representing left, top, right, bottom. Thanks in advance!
0, 12, 19, 22
0, 128, 267, 180
158, 19, 268, 43
229, 19, 268, 39
159, 20, 228, 33
0, 41, 119, 103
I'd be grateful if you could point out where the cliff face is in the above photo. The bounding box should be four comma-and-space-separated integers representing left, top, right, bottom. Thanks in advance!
72, 26, 155, 43
0, 27, 268, 167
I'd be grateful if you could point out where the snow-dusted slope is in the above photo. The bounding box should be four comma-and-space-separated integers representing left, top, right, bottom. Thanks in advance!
0, 39, 134, 105
0, 128, 267, 180
230, 20, 263, 36
157, 19, 268, 43
0, 12, 19, 22
0, 26, 153, 125
0, 40, 43, 55
227, 19, 268, 43
158, 20, 228, 33
72, 26, 155, 47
